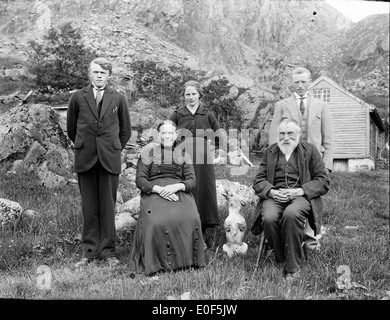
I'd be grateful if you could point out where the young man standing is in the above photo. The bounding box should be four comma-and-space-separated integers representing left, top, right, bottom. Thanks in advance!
67, 57, 131, 267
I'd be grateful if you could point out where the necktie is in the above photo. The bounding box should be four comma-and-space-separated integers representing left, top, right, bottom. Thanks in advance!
300, 97, 305, 115
95, 88, 103, 116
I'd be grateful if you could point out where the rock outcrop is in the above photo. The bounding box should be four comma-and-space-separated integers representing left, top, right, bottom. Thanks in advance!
216, 178, 257, 208
342, 14, 389, 70
0, 103, 74, 187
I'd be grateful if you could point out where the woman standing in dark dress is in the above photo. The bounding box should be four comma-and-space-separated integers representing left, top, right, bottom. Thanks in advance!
170, 80, 222, 246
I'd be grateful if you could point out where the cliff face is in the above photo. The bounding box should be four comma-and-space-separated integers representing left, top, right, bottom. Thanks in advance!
343, 14, 389, 66
335, 13, 389, 99
123, 0, 353, 74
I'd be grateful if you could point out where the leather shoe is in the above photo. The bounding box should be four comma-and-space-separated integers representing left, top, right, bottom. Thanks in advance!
303, 242, 320, 260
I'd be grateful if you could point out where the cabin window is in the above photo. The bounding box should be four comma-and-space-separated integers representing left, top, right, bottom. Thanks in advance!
313, 88, 330, 102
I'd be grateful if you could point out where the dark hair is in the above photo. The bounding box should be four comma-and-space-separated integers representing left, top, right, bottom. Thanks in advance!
90, 57, 113, 75
157, 119, 177, 132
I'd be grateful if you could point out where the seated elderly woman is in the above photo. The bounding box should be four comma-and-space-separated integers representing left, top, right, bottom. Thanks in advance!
128, 120, 205, 276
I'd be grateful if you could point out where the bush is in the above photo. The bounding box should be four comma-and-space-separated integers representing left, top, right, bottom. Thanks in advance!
130, 60, 202, 109
202, 77, 244, 130
28, 22, 97, 91
130, 61, 243, 129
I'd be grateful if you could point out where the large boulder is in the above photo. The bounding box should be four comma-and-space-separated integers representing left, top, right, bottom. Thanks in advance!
115, 195, 140, 230
0, 104, 72, 160
216, 179, 256, 208
0, 104, 75, 187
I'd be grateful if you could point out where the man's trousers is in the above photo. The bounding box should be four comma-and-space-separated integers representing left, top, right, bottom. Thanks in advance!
77, 160, 119, 260
262, 196, 311, 273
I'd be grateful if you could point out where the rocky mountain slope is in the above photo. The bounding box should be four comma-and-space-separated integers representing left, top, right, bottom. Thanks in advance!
0, 0, 388, 148
1, 0, 387, 87
124, 0, 352, 74
340, 14, 389, 97
0, 0, 207, 71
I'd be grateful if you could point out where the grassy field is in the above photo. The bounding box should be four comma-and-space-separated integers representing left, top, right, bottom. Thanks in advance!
0, 161, 389, 302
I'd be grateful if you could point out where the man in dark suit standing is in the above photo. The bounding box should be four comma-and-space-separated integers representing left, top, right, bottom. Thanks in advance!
67, 57, 131, 267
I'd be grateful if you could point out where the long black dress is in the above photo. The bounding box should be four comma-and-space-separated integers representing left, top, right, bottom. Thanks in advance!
170, 105, 221, 230
128, 143, 205, 276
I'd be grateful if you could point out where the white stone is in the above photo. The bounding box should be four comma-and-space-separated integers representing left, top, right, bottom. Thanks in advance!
116, 195, 140, 214
23, 209, 40, 219
115, 211, 137, 230
0, 198, 23, 227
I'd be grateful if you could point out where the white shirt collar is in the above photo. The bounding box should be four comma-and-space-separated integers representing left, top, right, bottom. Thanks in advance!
293, 92, 308, 100
92, 85, 105, 98
92, 85, 106, 91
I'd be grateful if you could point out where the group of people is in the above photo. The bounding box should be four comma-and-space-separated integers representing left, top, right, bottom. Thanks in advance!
67, 57, 333, 281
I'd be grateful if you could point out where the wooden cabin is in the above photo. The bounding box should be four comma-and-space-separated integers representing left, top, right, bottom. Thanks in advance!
309, 75, 386, 172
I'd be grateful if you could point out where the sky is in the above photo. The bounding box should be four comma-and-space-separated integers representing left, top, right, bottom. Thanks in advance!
325, 0, 390, 22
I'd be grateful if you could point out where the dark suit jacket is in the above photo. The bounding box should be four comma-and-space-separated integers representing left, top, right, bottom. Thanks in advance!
251, 142, 330, 236
67, 84, 131, 174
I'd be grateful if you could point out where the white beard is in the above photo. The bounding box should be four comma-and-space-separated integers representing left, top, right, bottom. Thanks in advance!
278, 141, 298, 156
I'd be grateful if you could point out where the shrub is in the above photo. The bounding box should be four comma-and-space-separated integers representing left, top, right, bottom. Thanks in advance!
202, 77, 244, 130
28, 22, 97, 91
130, 60, 202, 109
130, 61, 243, 129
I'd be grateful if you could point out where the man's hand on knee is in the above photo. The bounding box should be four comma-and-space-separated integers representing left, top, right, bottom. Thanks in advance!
268, 189, 289, 203
279, 188, 305, 200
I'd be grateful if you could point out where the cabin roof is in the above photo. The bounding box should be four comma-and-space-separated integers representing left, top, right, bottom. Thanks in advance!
310, 75, 386, 132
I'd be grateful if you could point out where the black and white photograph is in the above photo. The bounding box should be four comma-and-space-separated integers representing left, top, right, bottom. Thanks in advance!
0, 0, 389, 309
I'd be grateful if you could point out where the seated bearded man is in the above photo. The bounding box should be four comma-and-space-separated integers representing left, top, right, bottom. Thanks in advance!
251, 119, 330, 280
